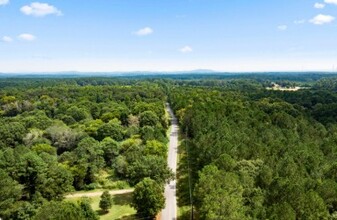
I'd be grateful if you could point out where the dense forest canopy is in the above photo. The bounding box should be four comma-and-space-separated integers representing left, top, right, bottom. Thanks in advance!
169, 74, 337, 219
2, 73, 337, 219
0, 78, 171, 219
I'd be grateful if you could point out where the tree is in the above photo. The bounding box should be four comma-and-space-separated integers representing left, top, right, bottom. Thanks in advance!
0, 121, 26, 149
32, 144, 56, 156
132, 178, 165, 218
21, 111, 53, 130
99, 191, 113, 213
194, 165, 247, 220
96, 122, 124, 141
127, 155, 173, 185
101, 137, 121, 167
84, 119, 104, 138
7, 201, 36, 220
66, 106, 90, 122
23, 129, 49, 147
78, 197, 99, 220
268, 202, 296, 220
144, 140, 167, 158
34, 201, 84, 220
0, 169, 23, 218
139, 111, 159, 127
140, 126, 155, 142
45, 124, 81, 153
13, 150, 47, 200
70, 137, 105, 189
38, 162, 74, 200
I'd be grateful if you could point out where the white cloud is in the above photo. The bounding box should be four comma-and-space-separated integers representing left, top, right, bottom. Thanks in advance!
2, 36, 13, 43
277, 25, 287, 31
179, 46, 193, 53
18, 34, 36, 41
0, 0, 9, 6
325, 0, 337, 5
134, 27, 153, 36
310, 14, 335, 25
294, 19, 306, 24
314, 3, 325, 8
20, 2, 62, 17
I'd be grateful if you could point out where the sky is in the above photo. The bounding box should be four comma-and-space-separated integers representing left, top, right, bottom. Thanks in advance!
1, 0, 337, 73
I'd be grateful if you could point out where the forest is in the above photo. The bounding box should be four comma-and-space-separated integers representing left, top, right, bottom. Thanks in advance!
0, 79, 172, 219
170, 74, 337, 219
2, 73, 337, 219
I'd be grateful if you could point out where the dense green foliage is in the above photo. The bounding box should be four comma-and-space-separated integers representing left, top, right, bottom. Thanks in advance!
169, 79, 337, 219
33, 199, 98, 220
0, 79, 171, 219
132, 177, 165, 218
99, 191, 113, 213
2, 74, 337, 219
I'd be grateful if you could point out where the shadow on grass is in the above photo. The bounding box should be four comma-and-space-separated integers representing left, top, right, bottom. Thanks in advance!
113, 192, 133, 206
96, 209, 109, 216
115, 214, 137, 220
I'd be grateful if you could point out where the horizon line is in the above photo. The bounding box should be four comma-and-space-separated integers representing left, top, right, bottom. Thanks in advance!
2, 70, 337, 75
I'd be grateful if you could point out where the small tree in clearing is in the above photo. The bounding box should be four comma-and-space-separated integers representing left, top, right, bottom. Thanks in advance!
99, 191, 113, 213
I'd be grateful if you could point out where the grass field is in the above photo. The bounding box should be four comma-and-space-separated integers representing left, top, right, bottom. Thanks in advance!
66, 192, 136, 220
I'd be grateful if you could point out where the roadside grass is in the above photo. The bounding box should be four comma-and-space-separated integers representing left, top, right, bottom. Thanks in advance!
178, 206, 191, 220
66, 192, 136, 220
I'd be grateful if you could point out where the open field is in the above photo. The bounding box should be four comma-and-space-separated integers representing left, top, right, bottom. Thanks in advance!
66, 191, 136, 220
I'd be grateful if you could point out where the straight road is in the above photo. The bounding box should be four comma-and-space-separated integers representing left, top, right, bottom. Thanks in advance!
162, 103, 178, 220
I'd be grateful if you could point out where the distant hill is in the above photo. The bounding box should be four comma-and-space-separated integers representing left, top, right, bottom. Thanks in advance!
0, 71, 337, 79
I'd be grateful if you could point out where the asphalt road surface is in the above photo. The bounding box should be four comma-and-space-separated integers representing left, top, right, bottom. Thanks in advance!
162, 103, 178, 220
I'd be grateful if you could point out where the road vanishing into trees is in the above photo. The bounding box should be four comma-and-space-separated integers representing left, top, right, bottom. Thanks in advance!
162, 103, 178, 220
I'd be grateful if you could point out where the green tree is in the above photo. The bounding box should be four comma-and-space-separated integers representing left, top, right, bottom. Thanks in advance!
269, 202, 296, 220
144, 140, 167, 158
0, 169, 23, 218
78, 197, 99, 220
34, 201, 84, 220
84, 119, 104, 138
13, 150, 47, 200
194, 165, 247, 220
139, 111, 159, 127
99, 191, 113, 213
96, 122, 124, 141
7, 201, 37, 220
66, 106, 90, 122
38, 162, 74, 200
127, 155, 173, 185
132, 178, 165, 218
101, 137, 121, 167
0, 121, 26, 149
32, 144, 57, 156
70, 137, 105, 189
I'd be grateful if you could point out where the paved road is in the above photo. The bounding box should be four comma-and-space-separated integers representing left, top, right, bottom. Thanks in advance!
65, 189, 133, 198
162, 103, 178, 220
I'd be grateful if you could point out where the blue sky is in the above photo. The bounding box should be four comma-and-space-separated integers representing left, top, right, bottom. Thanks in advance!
0, 0, 337, 72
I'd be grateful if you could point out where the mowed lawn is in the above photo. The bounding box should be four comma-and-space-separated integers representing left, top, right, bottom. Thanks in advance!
66, 192, 136, 220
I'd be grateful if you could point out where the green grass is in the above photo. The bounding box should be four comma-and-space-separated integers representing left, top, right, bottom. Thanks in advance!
66, 192, 136, 220
178, 206, 191, 220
